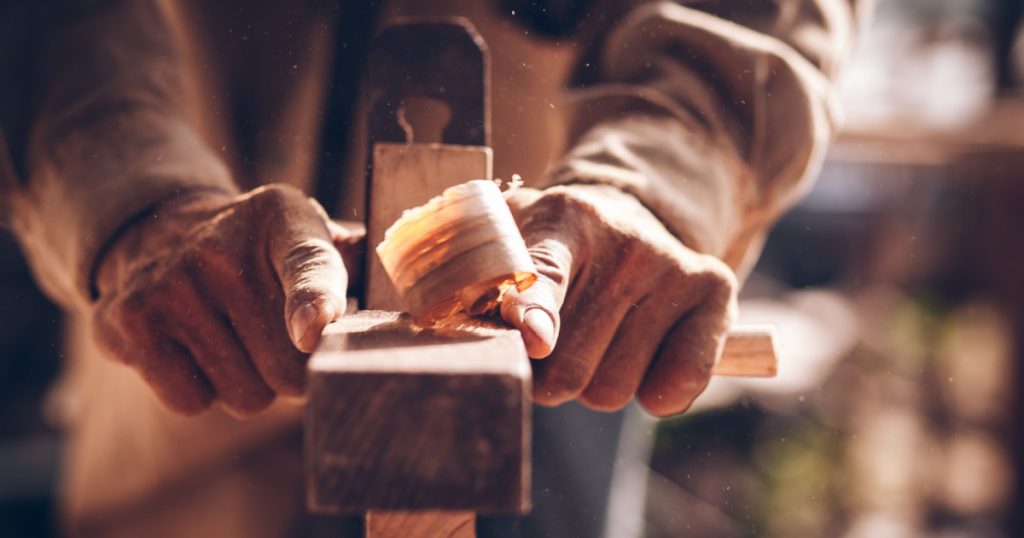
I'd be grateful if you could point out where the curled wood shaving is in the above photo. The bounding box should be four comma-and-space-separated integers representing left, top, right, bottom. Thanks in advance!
376, 179, 537, 324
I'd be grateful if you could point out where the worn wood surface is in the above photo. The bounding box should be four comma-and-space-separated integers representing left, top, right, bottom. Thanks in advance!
365, 511, 476, 538
305, 311, 531, 515
366, 143, 493, 311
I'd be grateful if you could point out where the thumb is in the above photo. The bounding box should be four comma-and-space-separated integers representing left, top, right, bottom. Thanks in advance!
269, 201, 349, 353
501, 232, 576, 359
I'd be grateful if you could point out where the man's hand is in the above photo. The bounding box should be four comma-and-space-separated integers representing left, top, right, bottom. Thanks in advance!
501, 185, 737, 417
92, 184, 358, 416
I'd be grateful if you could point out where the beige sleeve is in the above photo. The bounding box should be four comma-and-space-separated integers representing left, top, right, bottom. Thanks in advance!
543, 0, 866, 275
4, 1, 236, 311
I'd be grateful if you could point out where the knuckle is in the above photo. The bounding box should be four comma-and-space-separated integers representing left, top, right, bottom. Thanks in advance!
222, 389, 275, 418
193, 240, 241, 283
579, 384, 633, 412
694, 349, 719, 376
603, 240, 654, 290
155, 278, 200, 317
520, 188, 594, 235
701, 276, 735, 311
286, 285, 330, 311
637, 383, 693, 417
241, 318, 308, 388
697, 275, 738, 326
636, 392, 680, 417
119, 287, 150, 314
697, 255, 738, 293
639, 368, 711, 417
115, 289, 158, 333
248, 183, 302, 213
167, 393, 213, 417
259, 357, 306, 397
178, 247, 205, 275
536, 188, 588, 213
526, 244, 572, 289
252, 183, 290, 204
533, 362, 590, 405
282, 239, 344, 291
285, 238, 336, 268
528, 187, 593, 225
270, 374, 305, 397
669, 258, 735, 310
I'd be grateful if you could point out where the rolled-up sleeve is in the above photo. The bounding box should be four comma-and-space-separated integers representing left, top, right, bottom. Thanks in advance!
544, 0, 865, 274
3, 0, 235, 311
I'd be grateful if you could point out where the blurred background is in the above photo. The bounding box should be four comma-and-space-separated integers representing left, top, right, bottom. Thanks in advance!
639, 0, 1024, 536
4, 0, 1024, 536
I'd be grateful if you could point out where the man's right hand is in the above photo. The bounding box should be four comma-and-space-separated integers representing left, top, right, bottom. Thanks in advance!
92, 184, 358, 416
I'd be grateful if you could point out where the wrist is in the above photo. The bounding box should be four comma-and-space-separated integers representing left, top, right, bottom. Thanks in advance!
93, 186, 236, 295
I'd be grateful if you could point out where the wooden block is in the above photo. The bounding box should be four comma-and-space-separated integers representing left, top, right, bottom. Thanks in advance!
305, 311, 531, 515
367, 143, 492, 311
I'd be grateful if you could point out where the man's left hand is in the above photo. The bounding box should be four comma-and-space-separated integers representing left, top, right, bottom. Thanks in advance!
501, 184, 737, 417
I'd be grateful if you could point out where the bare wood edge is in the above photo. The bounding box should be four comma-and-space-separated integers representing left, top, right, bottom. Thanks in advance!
320, 313, 776, 379
366, 510, 475, 538
715, 324, 778, 378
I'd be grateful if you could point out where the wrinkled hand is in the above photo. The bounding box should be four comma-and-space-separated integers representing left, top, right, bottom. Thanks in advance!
501, 185, 737, 416
93, 184, 362, 416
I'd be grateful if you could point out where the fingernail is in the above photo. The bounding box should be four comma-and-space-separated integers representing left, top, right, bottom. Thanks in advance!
289, 303, 320, 345
523, 308, 555, 350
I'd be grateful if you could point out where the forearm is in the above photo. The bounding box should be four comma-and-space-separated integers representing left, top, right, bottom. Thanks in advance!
8, 0, 234, 309
542, 0, 864, 275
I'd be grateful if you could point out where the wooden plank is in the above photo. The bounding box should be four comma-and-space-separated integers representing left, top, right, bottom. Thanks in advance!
366, 511, 475, 538
716, 325, 778, 377
305, 311, 531, 515
366, 142, 492, 311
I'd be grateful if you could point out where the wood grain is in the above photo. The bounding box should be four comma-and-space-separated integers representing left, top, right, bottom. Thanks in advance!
717, 325, 778, 377
366, 511, 475, 538
305, 312, 531, 515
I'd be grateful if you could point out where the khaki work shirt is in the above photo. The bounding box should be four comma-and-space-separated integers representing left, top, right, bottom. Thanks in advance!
0, 0, 865, 535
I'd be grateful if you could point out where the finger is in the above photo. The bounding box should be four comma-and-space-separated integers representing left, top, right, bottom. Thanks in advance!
136, 338, 216, 416
221, 282, 307, 397
501, 189, 582, 358
93, 296, 214, 415
528, 242, 653, 406
166, 285, 275, 416
637, 301, 731, 417
501, 235, 574, 358
266, 199, 349, 353
530, 292, 634, 406
525, 235, 645, 404
578, 298, 673, 412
